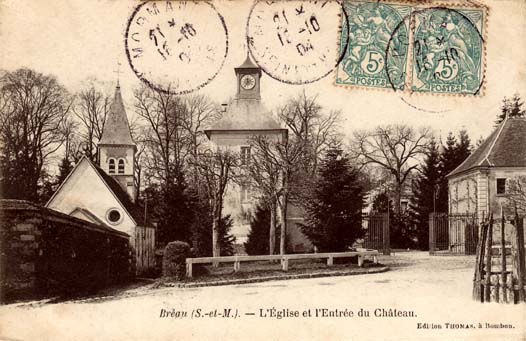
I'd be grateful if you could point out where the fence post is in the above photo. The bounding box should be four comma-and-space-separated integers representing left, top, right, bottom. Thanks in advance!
514, 208, 525, 303
500, 208, 507, 303
429, 213, 436, 255
484, 213, 494, 303
473, 217, 488, 302
383, 213, 390, 256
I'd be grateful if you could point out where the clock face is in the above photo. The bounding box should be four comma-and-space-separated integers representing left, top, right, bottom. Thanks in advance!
240, 74, 256, 90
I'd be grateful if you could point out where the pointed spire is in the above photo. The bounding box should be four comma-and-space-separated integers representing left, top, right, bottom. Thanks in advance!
99, 85, 135, 146
235, 52, 261, 75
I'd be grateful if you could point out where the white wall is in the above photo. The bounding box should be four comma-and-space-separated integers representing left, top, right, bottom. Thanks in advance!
46, 159, 136, 236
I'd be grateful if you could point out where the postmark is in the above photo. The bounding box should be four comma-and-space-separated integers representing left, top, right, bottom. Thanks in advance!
246, 0, 348, 85
335, 0, 487, 96
411, 7, 485, 95
336, 1, 411, 90
125, 1, 228, 95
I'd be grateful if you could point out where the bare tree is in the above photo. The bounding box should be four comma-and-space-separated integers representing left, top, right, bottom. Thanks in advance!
277, 90, 341, 177
134, 84, 189, 186
352, 124, 431, 214
250, 134, 305, 255
73, 85, 109, 161
195, 149, 239, 259
181, 94, 221, 186
506, 176, 526, 214
0, 68, 73, 201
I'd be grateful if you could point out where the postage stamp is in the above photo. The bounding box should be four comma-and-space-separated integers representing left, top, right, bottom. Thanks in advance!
335, 1, 412, 90
246, 0, 346, 85
125, 1, 228, 95
411, 7, 485, 95
335, 1, 486, 95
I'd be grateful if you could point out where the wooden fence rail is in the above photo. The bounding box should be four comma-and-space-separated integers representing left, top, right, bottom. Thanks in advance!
186, 250, 380, 278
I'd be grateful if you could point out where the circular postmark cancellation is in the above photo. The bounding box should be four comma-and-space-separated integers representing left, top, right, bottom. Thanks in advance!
125, 1, 228, 95
246, 0, 349, 85
386, 6, 485, 96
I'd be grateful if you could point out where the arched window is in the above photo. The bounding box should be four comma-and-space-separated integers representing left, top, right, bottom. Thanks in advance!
118, 159, 125, 174
108, 158, 115, 174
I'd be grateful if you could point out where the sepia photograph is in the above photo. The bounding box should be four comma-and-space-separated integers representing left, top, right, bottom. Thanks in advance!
0, 0, 525, 340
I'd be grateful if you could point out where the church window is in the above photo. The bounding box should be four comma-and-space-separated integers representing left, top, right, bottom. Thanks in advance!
496, 178, 506, 195
240, 146, 251, 166
118, 159, 125, 174
106, 208, 122, 225
108, 158, 116, 174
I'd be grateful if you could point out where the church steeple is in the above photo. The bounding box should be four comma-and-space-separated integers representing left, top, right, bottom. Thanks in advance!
99, 85, 135, 146
235, 53, 262, 100
98, 84, 137, 202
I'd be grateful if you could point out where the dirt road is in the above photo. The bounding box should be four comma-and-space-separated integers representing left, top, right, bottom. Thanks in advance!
1, 252, 524, 340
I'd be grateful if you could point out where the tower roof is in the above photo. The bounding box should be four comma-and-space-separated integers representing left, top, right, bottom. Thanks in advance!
205, 99, 284, 137
99, 85, 135, 146
235, 53, 261, 75
448, 117, 526, 178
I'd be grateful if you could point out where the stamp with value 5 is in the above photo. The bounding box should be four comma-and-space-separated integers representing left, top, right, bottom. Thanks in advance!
335, 1, 487, 96
411, 7, 485, 95
336, 1, 412, 90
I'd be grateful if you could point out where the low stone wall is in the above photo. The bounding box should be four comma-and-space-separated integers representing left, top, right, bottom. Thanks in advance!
0, 200, 132, 304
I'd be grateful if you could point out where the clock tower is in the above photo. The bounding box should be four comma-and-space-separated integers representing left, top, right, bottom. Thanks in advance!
235, 54, 262, 100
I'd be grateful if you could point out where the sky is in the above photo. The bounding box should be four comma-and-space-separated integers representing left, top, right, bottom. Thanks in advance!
1, 0, 525, 143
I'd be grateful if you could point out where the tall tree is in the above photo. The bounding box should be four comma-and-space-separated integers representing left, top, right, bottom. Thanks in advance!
410, 138, 441, 250
250, 134, 305, 255
73, 85, 110, 161
352, 124, 431, 215
496, 93, 525, 125
437, 130, 472, 213
277, 90, 341, 178
300, 150, 365, 252
0, 68, 73, 202
195, 149, 238, 259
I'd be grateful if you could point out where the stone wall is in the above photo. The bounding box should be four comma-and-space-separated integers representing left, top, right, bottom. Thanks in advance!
0, 200, 132, 304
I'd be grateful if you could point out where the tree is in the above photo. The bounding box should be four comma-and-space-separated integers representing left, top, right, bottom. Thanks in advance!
0, 68, 73, 202
437, 130, 472, 213
195, 149, 238, 259
352, 124, 431, 215
244, 204, 281, 255
250, 134, 305, 255
505, 176, 526, 214
496, 93, 525, 125
73, 85, 109, 161
410, 138, 441, 250
277, 90, 341, 178
134, 85, 218, 245
300, 150, 365, 252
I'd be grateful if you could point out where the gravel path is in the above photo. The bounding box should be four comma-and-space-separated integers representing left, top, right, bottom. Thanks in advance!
1, 252, 524, 340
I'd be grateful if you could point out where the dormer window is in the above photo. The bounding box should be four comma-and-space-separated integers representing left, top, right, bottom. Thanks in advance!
108, 158, 116, 174
118, 159, 125, 174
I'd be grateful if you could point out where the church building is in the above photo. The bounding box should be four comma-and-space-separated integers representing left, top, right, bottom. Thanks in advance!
204, 55, 311, 251
46, 84, 143, 238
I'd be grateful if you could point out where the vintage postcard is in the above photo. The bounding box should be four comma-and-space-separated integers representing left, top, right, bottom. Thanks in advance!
0, 0, 525, 340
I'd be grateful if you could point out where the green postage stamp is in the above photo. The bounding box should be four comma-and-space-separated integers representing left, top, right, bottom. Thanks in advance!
335, 1, 486, 96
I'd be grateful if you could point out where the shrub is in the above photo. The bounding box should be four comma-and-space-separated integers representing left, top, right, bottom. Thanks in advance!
162, 241, 191, 279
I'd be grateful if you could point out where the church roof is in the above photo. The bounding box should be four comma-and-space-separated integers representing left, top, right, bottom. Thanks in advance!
205, 98, 285, 137
448, 117, 526, 178
99, 86, 135, 146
